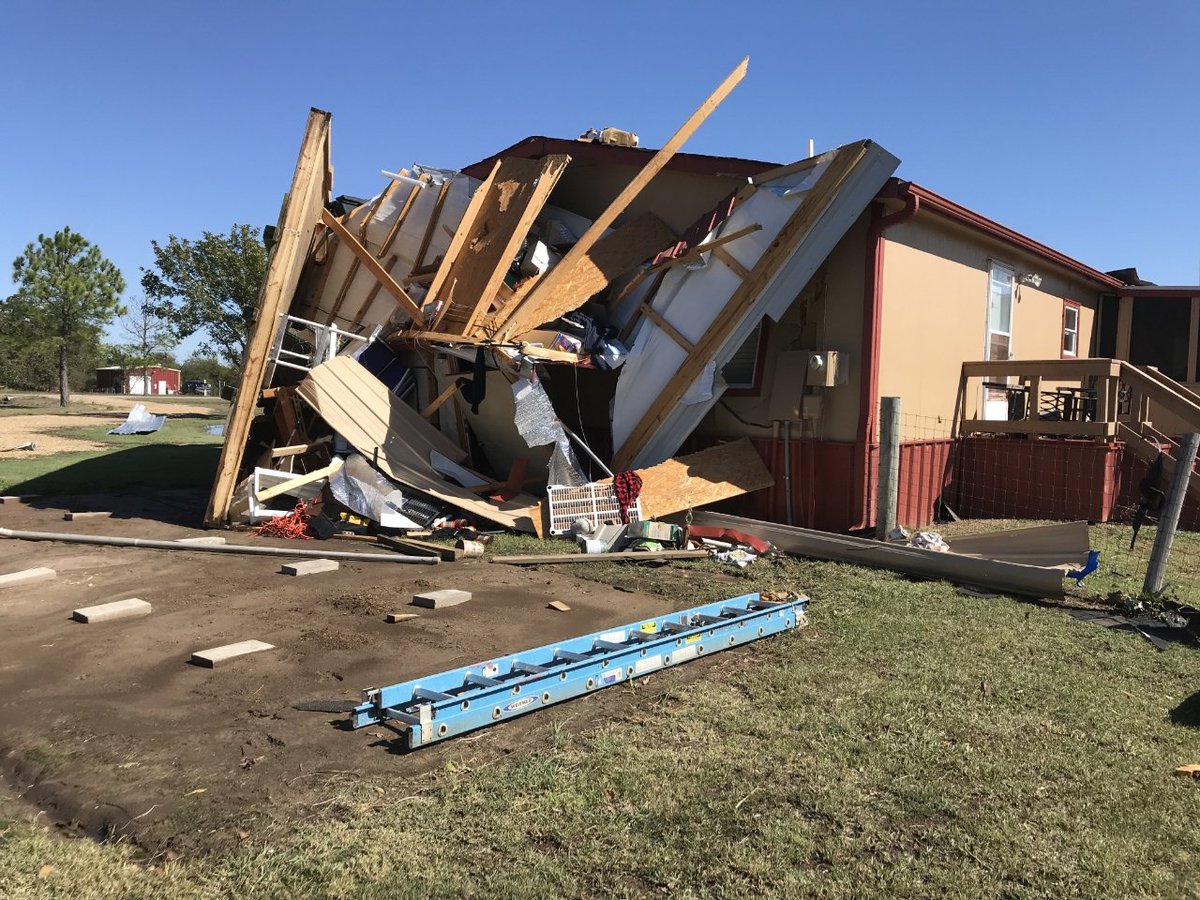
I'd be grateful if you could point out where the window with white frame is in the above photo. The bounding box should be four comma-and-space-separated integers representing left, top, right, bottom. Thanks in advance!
1062, 301, 1079, 357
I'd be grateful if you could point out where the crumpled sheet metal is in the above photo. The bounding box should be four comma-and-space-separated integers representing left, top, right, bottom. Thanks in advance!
109, 403, 166, 435
511, 378, 585, 487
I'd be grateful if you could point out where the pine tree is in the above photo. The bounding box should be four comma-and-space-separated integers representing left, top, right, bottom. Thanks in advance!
8, 227, 126, 405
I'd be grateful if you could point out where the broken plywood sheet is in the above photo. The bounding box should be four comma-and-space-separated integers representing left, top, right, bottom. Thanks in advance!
946, 521, 1091, 568
295, 358, 540, 534
603, 438, 773, 518
611, 140, 900, 470
430, 154, 571, 335
491, 211, 676, 339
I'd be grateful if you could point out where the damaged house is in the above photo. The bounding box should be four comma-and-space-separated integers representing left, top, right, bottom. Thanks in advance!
205, 59, 1200, 539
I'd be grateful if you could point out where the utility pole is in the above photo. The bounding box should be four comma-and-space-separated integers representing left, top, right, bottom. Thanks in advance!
1144, 432, 1199, 595
876, 396, 901, 540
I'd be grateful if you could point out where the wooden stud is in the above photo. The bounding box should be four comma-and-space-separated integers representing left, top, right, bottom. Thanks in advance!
206, 109, 331, 526
489, 58, 748, 337
639, 302, 694, 353
430, 155, 571, 335
325, 170, 408, 323
709, 244, 750, 280
320, 209, 423, 323
420, 380, 461, 419
255, 458, 344, 503
413, 179, 452, 273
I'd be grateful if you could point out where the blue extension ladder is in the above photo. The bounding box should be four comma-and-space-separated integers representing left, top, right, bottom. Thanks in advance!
349, 591, 809, 748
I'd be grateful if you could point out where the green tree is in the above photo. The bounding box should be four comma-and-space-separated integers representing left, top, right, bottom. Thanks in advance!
141, 224, 267, 367
7, 228, 126, 405
182, 354, 238, 394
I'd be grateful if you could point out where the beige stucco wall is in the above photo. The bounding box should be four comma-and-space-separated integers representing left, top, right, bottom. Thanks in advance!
700, 210, 870, 444
877, 215, 1101, 426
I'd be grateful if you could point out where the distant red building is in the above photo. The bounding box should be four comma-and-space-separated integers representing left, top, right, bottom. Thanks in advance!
94, 366, 181, 395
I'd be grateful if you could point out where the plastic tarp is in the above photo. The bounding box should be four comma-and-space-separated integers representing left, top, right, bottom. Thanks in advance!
109, 403, 166, 435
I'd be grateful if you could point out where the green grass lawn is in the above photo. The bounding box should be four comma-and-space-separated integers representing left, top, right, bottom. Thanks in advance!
3, 551, 1199, 898
0, 404, 227, 495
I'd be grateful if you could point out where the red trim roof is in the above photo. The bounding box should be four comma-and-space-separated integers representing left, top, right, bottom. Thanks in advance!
880, 179, 1124, 290
1117, 286, 1200, 298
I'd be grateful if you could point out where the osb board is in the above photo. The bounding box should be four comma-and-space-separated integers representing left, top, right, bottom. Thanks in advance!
205, 108, 332, 526
296, 358, 539, 534
497, 211, 676, 338
432, 154, 571, 335
605, 438, 773, 518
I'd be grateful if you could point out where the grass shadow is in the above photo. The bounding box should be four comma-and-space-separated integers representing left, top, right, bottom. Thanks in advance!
7, 444, 220, 497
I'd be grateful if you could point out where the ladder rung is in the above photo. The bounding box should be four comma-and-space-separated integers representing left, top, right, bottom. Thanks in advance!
695, 614, 725, 625
554, 649, 588, 662
720, 606, 747, 618
594, 639, 627, 652
747, 598, 787, 610
382, 707, 422, 726
413, 687, 455, 703
465, 673, 502, 688
661, 621, 691, 634
628, 630, 659, 642
512, 661, 548, 675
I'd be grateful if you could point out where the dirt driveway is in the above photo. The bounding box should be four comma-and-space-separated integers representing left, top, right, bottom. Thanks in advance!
0, 491, 737, 854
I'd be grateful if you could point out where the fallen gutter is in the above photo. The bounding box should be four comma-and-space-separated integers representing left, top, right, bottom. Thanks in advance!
0, 527, 439, 565
683, 511, 1064, 599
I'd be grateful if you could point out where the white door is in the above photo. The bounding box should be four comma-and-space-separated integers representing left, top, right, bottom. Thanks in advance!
128, 375, 148, 395
983, 261, 1014, 420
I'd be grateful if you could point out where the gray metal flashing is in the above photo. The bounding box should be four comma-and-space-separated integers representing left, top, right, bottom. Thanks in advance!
682, 511, 1065, 599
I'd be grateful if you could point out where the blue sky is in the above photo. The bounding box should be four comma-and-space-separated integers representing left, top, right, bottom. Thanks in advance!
2, 1, 1198, 358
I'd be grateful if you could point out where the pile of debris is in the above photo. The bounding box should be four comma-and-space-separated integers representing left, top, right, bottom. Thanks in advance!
204, 57, 900, 549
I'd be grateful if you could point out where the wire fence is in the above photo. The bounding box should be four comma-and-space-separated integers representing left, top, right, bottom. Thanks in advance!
888, 410, 1200, 607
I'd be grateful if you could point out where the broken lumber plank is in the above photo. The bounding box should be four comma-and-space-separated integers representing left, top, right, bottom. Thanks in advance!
386, 612, 420, 623
190, 640, 275, 668
320, 208, 423, 323
710, 244, 750, 280
429, 155, 571, 335
412, 588, 471, 609
377, 534, 463, 562
490, 58, 748, 337
0, 567, 57, 588
64, 511, 111, 521
280, 558, 340, 576
326, 168, 408, 323
270, 436, 333, 458
547, 600, 571, 612
0, 495, 37, 504
255, 458, 344, 503
420, 380, 461, 419
175, 536, 228, 545
491, 550, 709, 565
72, 598, 152, 623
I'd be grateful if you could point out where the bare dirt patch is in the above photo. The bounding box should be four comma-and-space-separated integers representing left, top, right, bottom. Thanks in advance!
0, 492, 719, 855
0, 414, 119, 455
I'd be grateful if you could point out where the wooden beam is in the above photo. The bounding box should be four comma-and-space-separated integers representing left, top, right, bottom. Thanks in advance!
326, 169, 409, 323
423, 160, 502, 308
270, 437, 333, 457
490, 58, 748, 337
420, 380, 461, 418
646, 223, 763, 275
491, 550, 709, 565
639, 302, 693, 352
320, 208, 423, 323
429, 155, 571, 335
255, 458, 344, 503
709, 244, 750, 280
413, 179, 452, 272
205, 109, 332, 527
